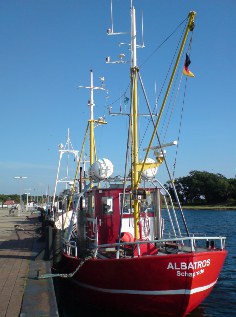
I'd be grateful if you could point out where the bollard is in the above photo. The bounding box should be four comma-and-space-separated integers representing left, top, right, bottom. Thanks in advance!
53, 228, 62, 267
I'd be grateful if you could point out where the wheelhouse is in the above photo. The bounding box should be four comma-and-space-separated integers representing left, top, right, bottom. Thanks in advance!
80, 186, 163, 247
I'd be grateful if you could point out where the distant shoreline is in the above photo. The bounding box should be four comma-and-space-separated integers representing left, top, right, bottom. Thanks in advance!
181, 206, 236, 210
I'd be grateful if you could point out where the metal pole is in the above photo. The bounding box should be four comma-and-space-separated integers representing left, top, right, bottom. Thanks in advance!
14, 176, 27, 216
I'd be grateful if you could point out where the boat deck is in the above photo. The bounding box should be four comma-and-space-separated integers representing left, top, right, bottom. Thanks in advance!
96, 241, 221, 259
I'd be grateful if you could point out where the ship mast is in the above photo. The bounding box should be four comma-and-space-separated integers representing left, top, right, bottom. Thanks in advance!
78, 69, 106, 188
89, 70, 95, 169
63, 70, 106, 221
130, 8, 196, 239
107, 1, 196, 240
130, 5, 140, 239
52, 128, 79, 209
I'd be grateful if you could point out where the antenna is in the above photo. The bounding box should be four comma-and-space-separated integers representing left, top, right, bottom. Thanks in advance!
106, 54, 128, 64
78, 70, 106, 94
135, 10, 145, 49
110, 0, 114, 33
154, 81, 158, 113
106, 1, 145, 64
143, 141, 178, 151
78, 70, 107, 128
141, 11, 145, 48
107, 0, 127, 36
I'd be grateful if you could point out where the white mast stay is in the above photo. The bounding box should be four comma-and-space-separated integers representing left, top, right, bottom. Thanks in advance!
52, 128, 79, 208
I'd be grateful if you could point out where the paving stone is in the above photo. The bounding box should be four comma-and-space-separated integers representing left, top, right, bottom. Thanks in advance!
0, 209, 58, 316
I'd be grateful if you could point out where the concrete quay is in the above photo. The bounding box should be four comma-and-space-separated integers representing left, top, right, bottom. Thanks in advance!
0, 208, 59, 317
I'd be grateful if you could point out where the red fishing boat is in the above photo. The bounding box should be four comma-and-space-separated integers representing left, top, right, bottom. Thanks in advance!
48, 2, 227, 317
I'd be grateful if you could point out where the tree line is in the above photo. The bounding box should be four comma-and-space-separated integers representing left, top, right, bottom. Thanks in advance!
0, 194, 19, 204
0, 170, 235, 207
165, 170, 236, 205
0, 194, 46, 205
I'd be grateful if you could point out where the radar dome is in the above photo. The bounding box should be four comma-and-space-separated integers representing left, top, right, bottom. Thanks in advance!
89, 158, 114, 181
141, 158, 158, 179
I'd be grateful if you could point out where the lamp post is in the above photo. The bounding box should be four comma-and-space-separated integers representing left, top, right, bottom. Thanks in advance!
14, 176, 27, 215
24, 189, 31, 211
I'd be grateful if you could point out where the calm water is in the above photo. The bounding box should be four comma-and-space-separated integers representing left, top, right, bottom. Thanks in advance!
54, 210, 236, 317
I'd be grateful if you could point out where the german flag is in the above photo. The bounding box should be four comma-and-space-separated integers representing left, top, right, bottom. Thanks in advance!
183, 54, 195, 77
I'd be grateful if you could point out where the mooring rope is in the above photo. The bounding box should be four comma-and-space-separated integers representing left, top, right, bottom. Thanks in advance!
37, 256, 91, 280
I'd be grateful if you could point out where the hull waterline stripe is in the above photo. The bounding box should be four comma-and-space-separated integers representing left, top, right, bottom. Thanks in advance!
71, 279, 217, 296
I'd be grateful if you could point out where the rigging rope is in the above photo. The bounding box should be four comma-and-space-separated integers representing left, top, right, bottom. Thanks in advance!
162, 71, 184, 143
63, 122, 89, 225
117, 92, 133, 245
138, 20, 188, 151
140, 16, 188, 69
172, 34, 194, 178
138, 71, 190, 237
108, 83, 130, 110
107, 15, 188, 116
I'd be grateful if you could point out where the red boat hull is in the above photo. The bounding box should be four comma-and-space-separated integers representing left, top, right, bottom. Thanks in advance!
59, 250, 227, 317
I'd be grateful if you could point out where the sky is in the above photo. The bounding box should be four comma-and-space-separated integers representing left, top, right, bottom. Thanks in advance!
0, 0, 235, 196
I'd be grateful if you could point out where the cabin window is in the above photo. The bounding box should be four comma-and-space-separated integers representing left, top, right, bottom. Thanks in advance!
120, 192, 154, 214
86, 194, 95, 217
119, 193, 133, 214
102, 197, 113, 214
59, 201, 62, 210
140, 191, 154, 213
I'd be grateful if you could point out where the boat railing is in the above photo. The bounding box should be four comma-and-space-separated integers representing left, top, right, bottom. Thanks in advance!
156, 179, 182, 238
64, 240, 77, 257
85, 217, 99, 245
95, 236, 226, 259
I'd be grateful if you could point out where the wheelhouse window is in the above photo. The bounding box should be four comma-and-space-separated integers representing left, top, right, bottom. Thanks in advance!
119, 193, 132, 214
140, 191, 154, 213
102, 197, 113, 214
119, 191, 154, 214
86, 194, 95, 217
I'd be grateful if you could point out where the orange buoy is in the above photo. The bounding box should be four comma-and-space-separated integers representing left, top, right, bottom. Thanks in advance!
120, 232, 134, 242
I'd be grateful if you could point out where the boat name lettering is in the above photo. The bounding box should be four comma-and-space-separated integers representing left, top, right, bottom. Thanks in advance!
167, 259, 210, 270
177, 268, 205, 278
